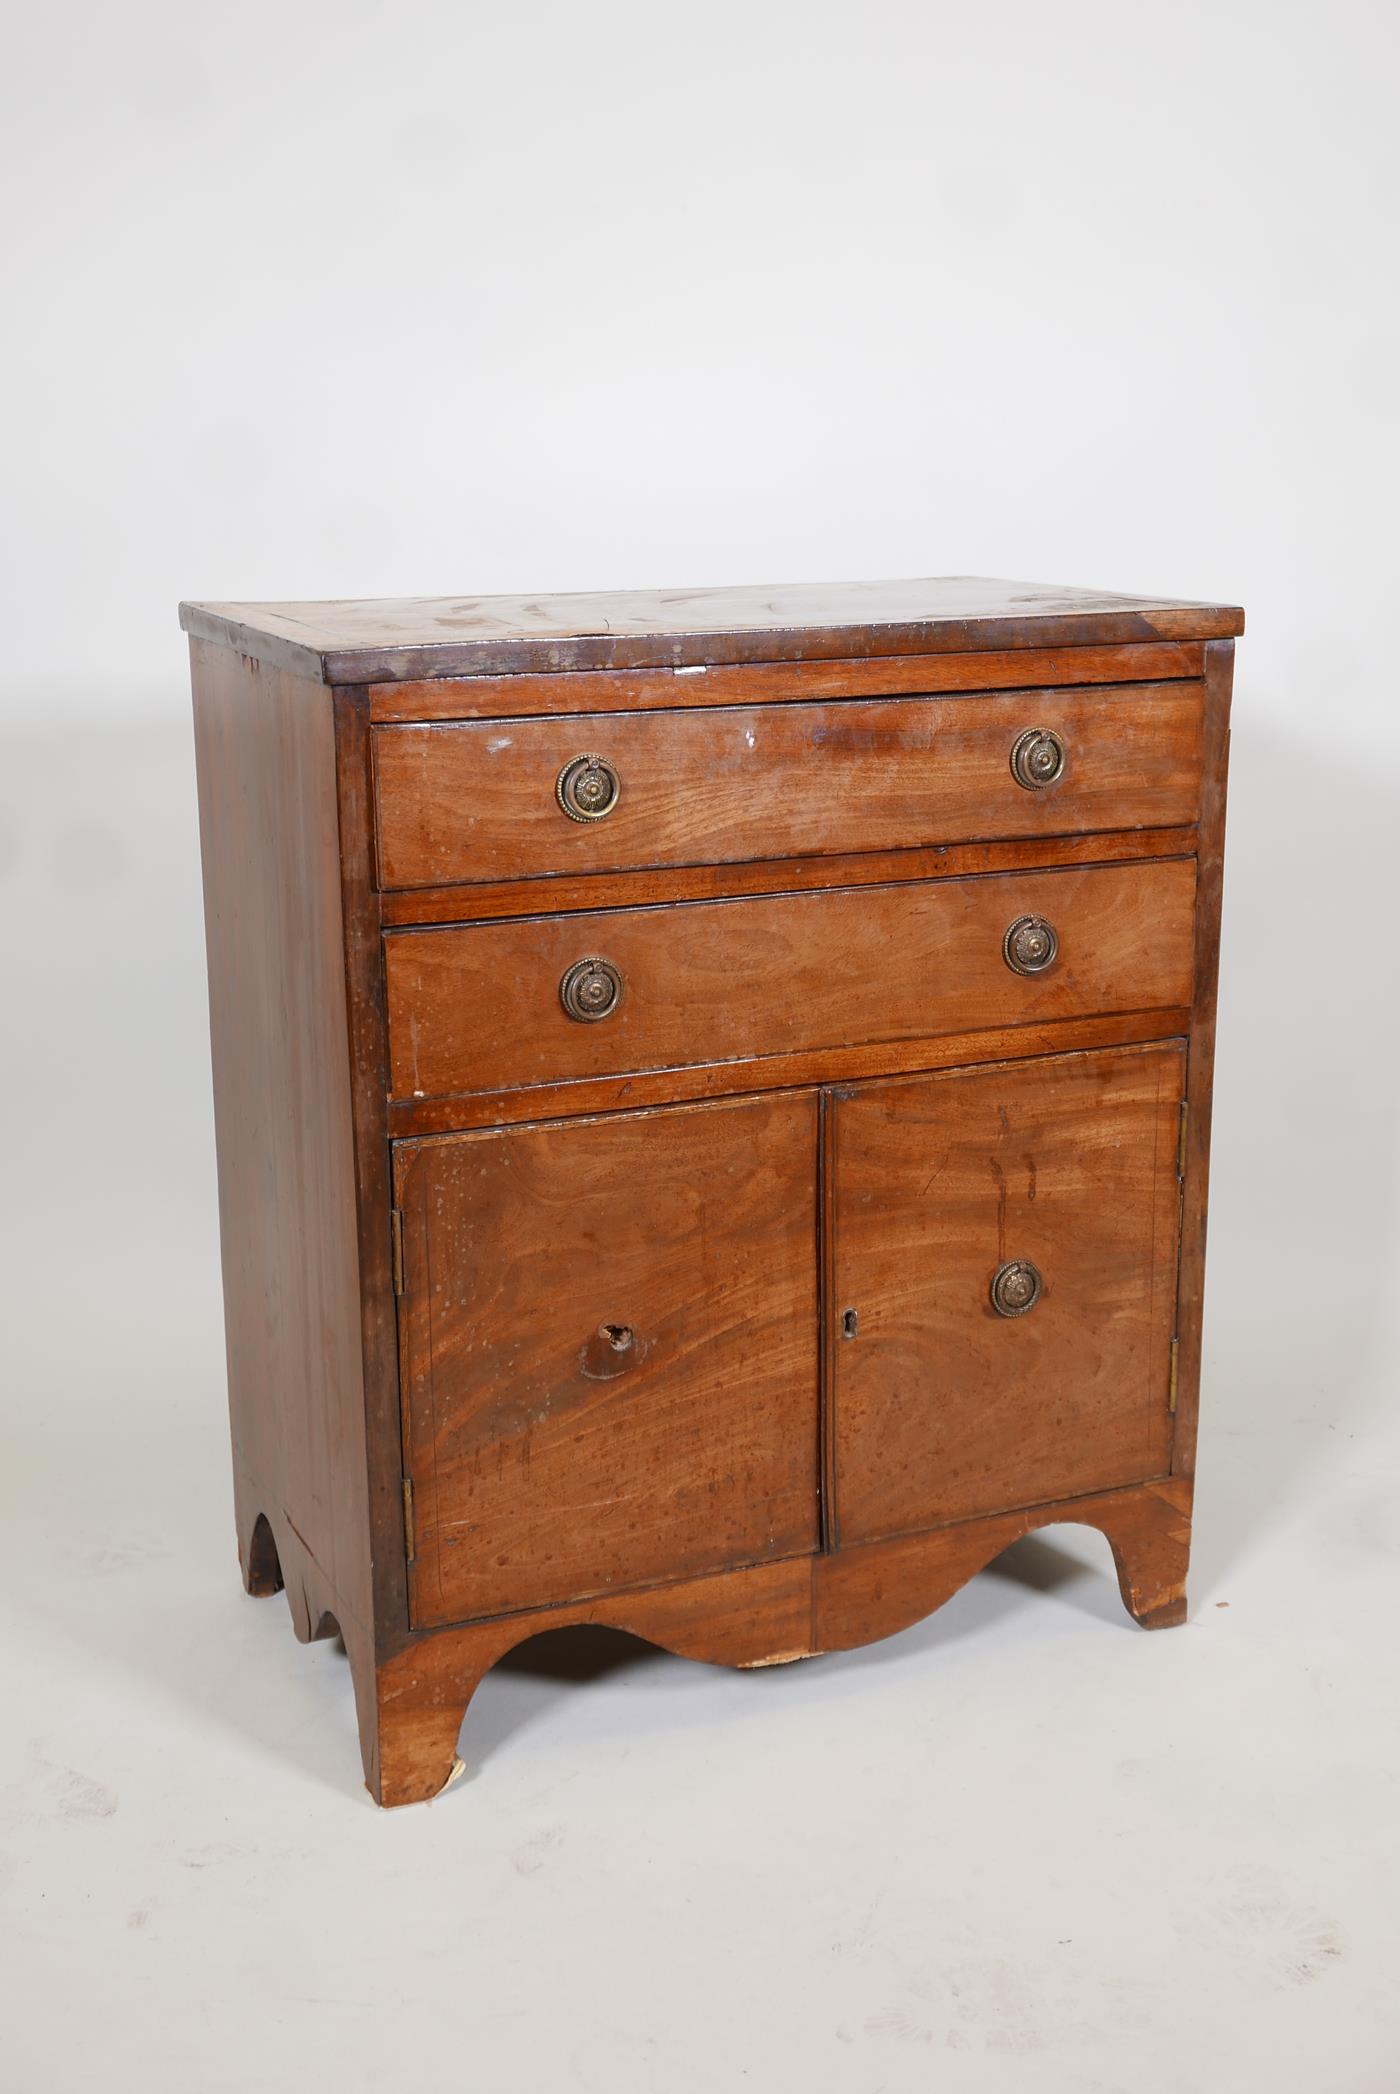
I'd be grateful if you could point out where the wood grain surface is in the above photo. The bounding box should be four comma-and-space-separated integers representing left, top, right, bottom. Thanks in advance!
395, 1093, 821, 1627
187, 581, 1234, 1807
373, 682, 1205, 890
829, 1044, 1186, 1545
189, 641, 374, 1656
384, 858, 1198, 1102
330, 689, 414, 1666
368, 1474, 1193, 1804
367, 642, 1206, 724
384, 1009, 1193, 1139
376, 826, 1199, 930
179, 575, 1244, 683
1172, 640, 1236, 1479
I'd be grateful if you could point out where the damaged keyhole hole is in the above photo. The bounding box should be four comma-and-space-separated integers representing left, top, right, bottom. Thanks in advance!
579, 1320, 642, 1380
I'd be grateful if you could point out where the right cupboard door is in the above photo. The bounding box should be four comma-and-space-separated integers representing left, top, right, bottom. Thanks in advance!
829, 1042, 1186, 1546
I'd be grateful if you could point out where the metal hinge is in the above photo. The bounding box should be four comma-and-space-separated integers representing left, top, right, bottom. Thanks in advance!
401, 1477, 416, 1562
1168, 1337, 1180, 1414
390, 1208, 405, 1296
1177, 1099, 1189, 1181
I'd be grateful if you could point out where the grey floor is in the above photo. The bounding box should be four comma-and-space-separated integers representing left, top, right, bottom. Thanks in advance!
4, 721, 1398, 2091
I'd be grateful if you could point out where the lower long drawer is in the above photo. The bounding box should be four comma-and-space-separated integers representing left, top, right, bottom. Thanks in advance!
384, 857, 1197, 1102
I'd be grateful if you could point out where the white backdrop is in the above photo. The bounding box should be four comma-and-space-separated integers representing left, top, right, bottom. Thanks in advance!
3, 4, 1398, 2089
5, 0, 1397, 728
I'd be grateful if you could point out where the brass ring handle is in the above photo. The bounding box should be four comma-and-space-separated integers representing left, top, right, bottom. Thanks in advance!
556, 753, 620, 822
1003, 914, 1058, 976
560, 956, 624, 1022
990, 1259, 1042, 1317
1010, 727, 1066, 791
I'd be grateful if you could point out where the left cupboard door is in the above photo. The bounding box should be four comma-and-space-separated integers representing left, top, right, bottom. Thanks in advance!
394, 1093, 821, 1628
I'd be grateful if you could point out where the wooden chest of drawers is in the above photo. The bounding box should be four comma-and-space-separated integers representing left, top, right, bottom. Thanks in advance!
184, 577, 1241, 1806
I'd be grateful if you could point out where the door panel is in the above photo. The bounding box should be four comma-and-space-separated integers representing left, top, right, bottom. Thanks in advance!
830, 1043, 1185, 1544
396, 1092, 820, 1627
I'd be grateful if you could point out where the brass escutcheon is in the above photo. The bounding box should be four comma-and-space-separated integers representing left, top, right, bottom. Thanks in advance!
556, 753, 620, 822
990, 1259, 1043, 1317
560, 956, 624, 1022
1003, 913, 1059, 975
1010, 727, 1066, 791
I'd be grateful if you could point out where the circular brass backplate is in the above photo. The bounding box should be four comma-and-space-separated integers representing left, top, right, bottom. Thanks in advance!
556, 753, 621, 822
1003, 914, 1059, 975
560, 956, 624, 1022
1010, 727, 1066, 791
990, 1259, 1043, 1317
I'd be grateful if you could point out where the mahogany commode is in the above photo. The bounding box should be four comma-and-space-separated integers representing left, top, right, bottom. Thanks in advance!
184, 577, 1241, 1806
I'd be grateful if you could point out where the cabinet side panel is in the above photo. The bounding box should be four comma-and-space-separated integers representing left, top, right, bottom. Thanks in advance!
1172, 639, 1234, 1479
190, 638, 373, 1644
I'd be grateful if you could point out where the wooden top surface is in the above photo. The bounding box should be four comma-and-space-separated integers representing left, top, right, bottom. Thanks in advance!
180, 576, 1244, 684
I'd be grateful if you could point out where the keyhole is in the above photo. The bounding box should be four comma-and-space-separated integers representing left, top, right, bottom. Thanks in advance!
601, 1322, 634, 1352
841, 1308, 859, 1339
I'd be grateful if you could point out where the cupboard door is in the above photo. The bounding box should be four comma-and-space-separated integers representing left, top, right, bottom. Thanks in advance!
396, 1093, 819, 1628
830, 1043, 1185, 1545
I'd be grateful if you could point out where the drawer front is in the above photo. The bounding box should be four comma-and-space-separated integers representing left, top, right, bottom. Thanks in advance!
395, 1092, 820, 1628
830, 1043, 1186, 1542
373, 682, 1204, 890
385, 857, 1197, 1102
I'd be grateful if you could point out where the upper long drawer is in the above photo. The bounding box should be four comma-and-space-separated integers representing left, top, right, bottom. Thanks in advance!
372, 682, 1204, 891
384, 858, 1198, 1102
